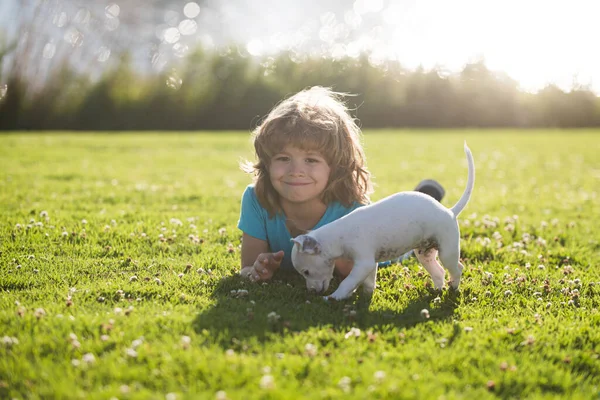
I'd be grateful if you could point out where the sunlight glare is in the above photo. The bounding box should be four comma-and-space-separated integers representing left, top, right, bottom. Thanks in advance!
183, 2, 200, 19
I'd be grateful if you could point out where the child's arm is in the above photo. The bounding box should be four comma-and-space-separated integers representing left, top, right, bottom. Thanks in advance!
241, 233, 269, 269
240, 233, 284, 281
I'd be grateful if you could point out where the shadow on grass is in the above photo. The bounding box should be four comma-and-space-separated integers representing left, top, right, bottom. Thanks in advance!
192, 270, 461, 348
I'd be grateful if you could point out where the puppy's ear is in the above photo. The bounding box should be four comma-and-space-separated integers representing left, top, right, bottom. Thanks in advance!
291, 235, 321, 255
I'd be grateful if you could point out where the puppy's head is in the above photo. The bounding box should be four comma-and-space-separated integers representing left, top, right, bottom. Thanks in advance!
291, 234, 334, 293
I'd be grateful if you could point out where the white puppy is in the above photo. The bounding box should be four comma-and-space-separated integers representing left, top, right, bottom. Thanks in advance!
291, 142, 475, 300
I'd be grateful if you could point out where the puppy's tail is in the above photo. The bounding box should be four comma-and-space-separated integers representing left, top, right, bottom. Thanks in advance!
450, 142, 475, 218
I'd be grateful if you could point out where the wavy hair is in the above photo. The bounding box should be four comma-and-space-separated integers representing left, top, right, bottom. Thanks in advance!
241, 86, 372, 217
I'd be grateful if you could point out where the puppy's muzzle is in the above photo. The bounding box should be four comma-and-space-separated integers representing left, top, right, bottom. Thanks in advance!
307, 280, 330, 294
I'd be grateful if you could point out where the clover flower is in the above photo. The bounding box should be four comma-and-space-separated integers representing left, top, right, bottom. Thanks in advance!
305, 343, 317, 357
267, 312, 280, 323
215, 391, 228, 400
374, 371, 386, 382
260, 375, 275, 389
344, 327, 362, 339
126, 348, 138, 358
2, 336, 19, 347
338, 376, 352, 392
82, 353, 96, 364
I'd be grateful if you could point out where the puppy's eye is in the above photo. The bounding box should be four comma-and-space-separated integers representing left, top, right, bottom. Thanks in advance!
303, 270, 310, 276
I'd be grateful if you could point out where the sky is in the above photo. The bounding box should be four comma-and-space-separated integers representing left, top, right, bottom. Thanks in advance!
1, 0, 599, 94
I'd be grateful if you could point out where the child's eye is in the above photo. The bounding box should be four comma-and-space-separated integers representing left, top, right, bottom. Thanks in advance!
274, 156, 290, 162
305, 158, 319, 163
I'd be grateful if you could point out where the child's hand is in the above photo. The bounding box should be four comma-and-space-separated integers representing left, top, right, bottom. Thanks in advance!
244, 250, 284, 282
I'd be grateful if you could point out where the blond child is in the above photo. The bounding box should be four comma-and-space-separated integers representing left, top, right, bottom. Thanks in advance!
238, 86, 444, 282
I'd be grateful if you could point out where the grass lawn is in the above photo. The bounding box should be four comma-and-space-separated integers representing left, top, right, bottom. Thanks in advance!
1, 130, 599, 399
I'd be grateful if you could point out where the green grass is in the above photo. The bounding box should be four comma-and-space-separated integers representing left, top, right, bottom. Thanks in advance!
1, 130, 599, 399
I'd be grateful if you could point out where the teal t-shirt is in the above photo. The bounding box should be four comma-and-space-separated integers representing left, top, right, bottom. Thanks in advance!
237, 184, 363, 270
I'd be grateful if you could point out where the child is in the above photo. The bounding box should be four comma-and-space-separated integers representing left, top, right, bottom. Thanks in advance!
237, 86, 444, 282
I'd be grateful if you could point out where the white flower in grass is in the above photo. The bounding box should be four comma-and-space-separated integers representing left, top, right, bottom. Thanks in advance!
126, 348, 138, 358
420, 309, 430, 319
267, 312, 280, 323
374, 370, 386, 382
82, 353, 96, 364
170, 218, 183, 226
344, 327, 362, 339
131, 338, 143, 348
81, 219, 87, 225
225, 349, 235, 357
504, 290, 513, 297
551, 218, 559, 226
2, 336, 19, 346
536, 237, 547, 247
338, 376, 352, 392
181, 336, 191, 349
34, 308, 46, 319
464, 326, 473, 332
101, 335, 110, 341
166, 393, 177, 400
215, 391, 228, 400
304, 343, 317, 357
260, 374, 275, 389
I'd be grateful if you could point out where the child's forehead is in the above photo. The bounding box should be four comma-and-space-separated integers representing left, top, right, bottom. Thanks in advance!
276, 144, 323, 155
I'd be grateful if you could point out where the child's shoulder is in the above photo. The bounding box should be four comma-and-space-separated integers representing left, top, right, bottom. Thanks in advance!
241, 184, 259, 202
326, 200, 364, 216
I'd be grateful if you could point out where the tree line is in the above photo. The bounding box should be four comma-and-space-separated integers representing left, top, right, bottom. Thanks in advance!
1, 46, 599, 130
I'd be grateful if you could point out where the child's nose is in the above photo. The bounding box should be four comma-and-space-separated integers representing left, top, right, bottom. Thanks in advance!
289, 159, 306, 174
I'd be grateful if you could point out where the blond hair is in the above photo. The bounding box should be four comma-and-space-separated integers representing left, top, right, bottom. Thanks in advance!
242, 86, 372, 217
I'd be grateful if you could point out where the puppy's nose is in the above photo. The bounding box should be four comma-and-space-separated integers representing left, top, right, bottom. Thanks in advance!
308, 283, 324, 293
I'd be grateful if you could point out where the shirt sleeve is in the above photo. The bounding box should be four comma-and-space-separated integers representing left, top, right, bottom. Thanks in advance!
237, 186, 268, 241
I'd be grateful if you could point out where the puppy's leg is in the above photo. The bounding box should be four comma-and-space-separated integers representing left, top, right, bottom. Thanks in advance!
438, 245, 463, 290
415, 248, 445, 290
361, 265, 378, 294
327, 258, 376, 300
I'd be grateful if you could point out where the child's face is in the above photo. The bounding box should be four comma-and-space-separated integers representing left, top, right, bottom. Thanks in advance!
269, 145, 331, 206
